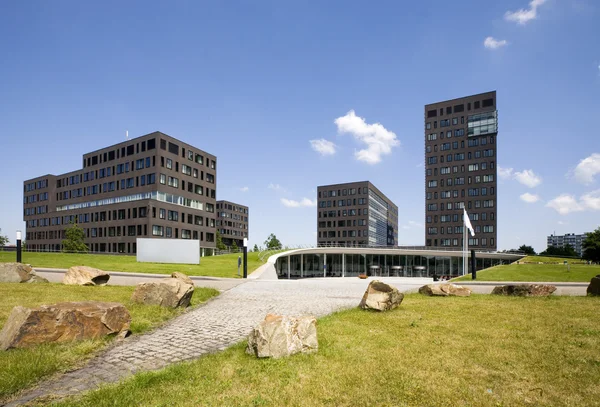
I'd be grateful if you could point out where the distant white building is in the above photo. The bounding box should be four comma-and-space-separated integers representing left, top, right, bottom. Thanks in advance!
547, 233, 588, 257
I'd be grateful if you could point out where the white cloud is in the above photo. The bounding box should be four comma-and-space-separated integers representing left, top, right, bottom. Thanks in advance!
334, 110, 399, 164
573, 153, 600, 185
514, 169, 542, 188
484, 37, 508, 49
520, 192, 540, 203
581, 190, 600, 210
557, 220, 568, 225
408, 220, 423, 228
505, 0, 547, 25
309, 139, 336, 156
546, 194, 584, 215
268, 183, 283, 191
240, 186, 249, 192
280, 197, 316, 208
498, 166, 514, 180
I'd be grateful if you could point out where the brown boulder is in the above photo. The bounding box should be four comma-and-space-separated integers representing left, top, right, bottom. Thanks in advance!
246, 314, 318, 358
419, 283, 471, 297
63, 266, 110, 286
131, 278, 194, 308
587, 275, 600, 296
0, 263, 49, 283
0, 301, 130, 350
171, 272, 194, 286
491, 284, 556, 297
359, 280, 404, 311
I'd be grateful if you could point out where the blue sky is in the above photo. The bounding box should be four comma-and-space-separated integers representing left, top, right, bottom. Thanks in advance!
0, 0, 599, 252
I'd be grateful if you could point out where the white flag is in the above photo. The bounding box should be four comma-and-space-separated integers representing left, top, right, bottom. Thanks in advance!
463, 208, 475, 237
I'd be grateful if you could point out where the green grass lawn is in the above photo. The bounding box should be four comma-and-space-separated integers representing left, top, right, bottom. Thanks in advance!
50, 294, 600, 407
0, 251, 266, 278
453, 262, 599, 283
521, 255, 586, 263
0, 283, 219, 402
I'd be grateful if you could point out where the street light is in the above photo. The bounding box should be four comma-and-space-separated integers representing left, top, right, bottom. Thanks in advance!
16, 230, 22, 263
243, 238, 248, 278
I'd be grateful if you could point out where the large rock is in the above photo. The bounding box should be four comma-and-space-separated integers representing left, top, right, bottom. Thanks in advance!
587, 275, 600, 296
171, 272, 194, 286
0, 301, 130, 350
419, 283, 472, 297
0, 263, 48, 283
131, 277, 194, 308
63, 266, 110, 286
246, 314, 318, 359
359, 280, 404, 311
492, 284, 557, 297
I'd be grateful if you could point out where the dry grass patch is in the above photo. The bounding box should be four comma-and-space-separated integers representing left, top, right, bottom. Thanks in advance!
0, 283, 219, 402
53, 295, 600, 407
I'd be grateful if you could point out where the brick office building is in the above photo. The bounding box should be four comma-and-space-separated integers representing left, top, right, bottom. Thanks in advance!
317, 181, 398, 247
216, 200, 249, 248
23, 131, 217, 253
424, 91, 498, 250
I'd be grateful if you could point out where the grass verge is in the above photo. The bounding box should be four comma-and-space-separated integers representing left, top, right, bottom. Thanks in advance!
453, 262, 599, 282
0, 251, 266, 278
50, 294, 600, 407
0, 283, 219, 402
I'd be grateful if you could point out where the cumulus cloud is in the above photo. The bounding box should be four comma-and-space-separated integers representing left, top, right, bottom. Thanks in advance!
505, 0, 547, 25
514, 169, 542, 188
498, 166, 514, 179
309, 139, 336, 156
281, 198, 316, 208
484, 37, 508, 49
240, 186, 249, 192
520, 192, 540, 203
546, 190, 600, 214
334, 110, 399, 164
573, 153, 600, 185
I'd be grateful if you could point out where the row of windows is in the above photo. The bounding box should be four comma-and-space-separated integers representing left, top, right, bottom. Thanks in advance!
318, 186, 368, 198
318, 198, 368, 208
151, 225, 213, 241
427, 199, 495, 211
427, 212, 495, 223
159, 138, 216, 170
431, 237, 495, 247
24, 192, 49, 204
24, 179, 48, 192
318, 230, 368, 238
53, 174, 157, 202
83, 138, 157, 168
427, 225, 494, 235
427, 162, 495, 177
427, 135, 494, 153
217, 212, 248, 222
318, 208, 368, 218
57, 156, 156, 189
426, 98, 494, 120
318, 219, 369, 228
427, 150, 494, 166
160, 157, 215, 184
427, 176, 494, 192
216, 220, 248, 230
216, 202, 248, 213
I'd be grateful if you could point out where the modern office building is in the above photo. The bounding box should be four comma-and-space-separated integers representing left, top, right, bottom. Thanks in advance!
424, 91, 498, 250
317, 181, 398, 247
547, 233, 588, 257
216, 200, 249, 248
23, 131, 218, 253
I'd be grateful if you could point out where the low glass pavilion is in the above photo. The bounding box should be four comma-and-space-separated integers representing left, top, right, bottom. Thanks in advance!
273, 247, 524, 279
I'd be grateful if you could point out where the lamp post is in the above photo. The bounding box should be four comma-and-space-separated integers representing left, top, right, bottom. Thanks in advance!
243, 238, 248, 278
16, 230, 22, 263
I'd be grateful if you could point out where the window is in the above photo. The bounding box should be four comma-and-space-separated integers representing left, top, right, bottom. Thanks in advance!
166, 159, 173, 169
427, 180, 438, 188
427, 133, 437, 141
152, 225, 163, 236
168, 210, 178, 221
182, 229, 191, 239
168, 176, 179, 187
181, 164, 192, 176
426, 122, 431, 130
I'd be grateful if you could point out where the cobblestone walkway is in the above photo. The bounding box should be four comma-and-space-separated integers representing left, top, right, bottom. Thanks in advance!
4, 278, 429, 406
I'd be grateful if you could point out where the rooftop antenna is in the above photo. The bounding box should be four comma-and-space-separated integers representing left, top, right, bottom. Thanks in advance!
126, 130, 129, 140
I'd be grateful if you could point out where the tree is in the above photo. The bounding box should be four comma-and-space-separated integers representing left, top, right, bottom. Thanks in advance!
231, 241, 239, 252
518, 245, 536, 255
216, 230, 226, 251
61, 222, 88, 253
540, 244, 578, 258
582, 227, 600, 262
253, 244, 259, 252
0, 229, 8, 248
264, 233, 282, 250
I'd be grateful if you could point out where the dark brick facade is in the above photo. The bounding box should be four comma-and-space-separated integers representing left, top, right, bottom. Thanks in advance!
424, 91, 498, 250
216, 200, 249, 248
23, 131, 217, 253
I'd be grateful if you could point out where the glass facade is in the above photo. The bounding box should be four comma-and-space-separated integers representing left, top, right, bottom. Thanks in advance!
368, 189, 390, 246
467, 111, 498, 136
275, 251, 509, 279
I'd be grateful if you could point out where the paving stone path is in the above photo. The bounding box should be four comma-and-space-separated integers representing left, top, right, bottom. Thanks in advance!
4, 278, 429, 406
